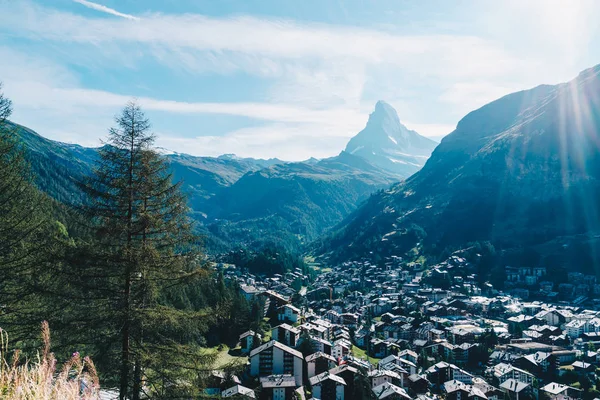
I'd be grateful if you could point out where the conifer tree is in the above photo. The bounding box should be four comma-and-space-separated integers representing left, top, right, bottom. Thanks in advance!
78, 101, 213, 399
0, 83, 58, 343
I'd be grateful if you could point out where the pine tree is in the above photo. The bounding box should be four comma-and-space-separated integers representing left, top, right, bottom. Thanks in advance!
0, 83, 59, 344
352, 366, 376, 400
77, 101, 213, 399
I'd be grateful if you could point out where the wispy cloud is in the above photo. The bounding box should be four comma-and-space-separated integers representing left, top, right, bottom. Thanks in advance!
1, 1, 598, 160
5, 81, 365, 127
1, 2, 527, 80
72, 0, 139, 21
158, 123, 354, 160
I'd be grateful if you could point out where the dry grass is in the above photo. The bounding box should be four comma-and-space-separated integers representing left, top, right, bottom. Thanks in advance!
0, 321, 100, 400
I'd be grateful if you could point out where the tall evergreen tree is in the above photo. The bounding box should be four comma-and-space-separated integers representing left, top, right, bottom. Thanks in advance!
0, 83, 59, 343
78, 102, 213, 399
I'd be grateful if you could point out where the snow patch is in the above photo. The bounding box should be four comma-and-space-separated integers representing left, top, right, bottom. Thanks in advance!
388, 157, 420, 167
381, 231, 397, 242
350, 145, 363, 155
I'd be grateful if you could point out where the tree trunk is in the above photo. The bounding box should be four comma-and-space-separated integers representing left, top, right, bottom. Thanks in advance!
120, 273, 131, 400
132, 357, 141, 400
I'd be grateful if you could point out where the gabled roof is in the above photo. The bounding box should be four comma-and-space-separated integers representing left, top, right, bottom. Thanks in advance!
309, 371, 346, 386
279, 303, 301, 313
373, 382, 412, 400
250, 340, 303, 359
444, 380, 468, 393
306, 351, 337, 363
368, 369, 401, 380
522, 351, 551, 366
572, 361, 593, 369
409, 374, 430, 383
500, 379, 530, 393
239, 330, 257, 340
379, 355, 401, 367
541, 382, 571, 395
489, 363, 533, 379
260, 374, 297, 388
222, 385, 256, 398
273, 323, 301, 334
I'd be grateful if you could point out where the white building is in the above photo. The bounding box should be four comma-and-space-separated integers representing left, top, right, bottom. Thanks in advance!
565, 317, 600, 338
221, 384, 256, 399
260, 375, 297, 400
332, 339, 352, 360
278, 304, 301, 324
489, 363, 535, 385
239, 330, 260, 354
250, 341, 304, 386
368, 369, 402, 388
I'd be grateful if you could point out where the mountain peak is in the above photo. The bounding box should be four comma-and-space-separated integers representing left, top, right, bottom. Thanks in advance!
374, 100, 396, 113
343, 101, 437, 177
371, 100, 401, 127
218, 153, 239, 160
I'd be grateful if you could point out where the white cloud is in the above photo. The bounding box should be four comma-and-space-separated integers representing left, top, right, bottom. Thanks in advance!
403, 122, 456, 138
72, 0, 139, 21
1, 1, 599, 160
0, 49, 368, 160
6, 80, 366, 127
0, 2, 528, 81
157, 123, 353, 160
438, 82, 521, 113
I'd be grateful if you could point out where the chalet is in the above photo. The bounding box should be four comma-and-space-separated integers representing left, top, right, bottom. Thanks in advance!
204, 371, 241, 396
571, 361, 594, 373
311, 336, 333, 355
300, 322, 328, 340
250, 341, 304, 386
313, 318, 334, 340
221, 385, 256, 399
407, 374, 430, 394
278, 304, 301, 324
541, 382, 583, 400
535, 309, 574, 326
332, 339, 352, 360
310, 371, 346, 400
515, 351, 554, 374
239, 284, 261, 301
369, 369, 403, 388
369, 338, 388, 358
397, 349, 418, 365
260, 290, 290, 315
444, 380, 487, 400
372, 382, 412, 400
330, 364, 359, 398
259, 375, 297, 400
487, 363, 535, 386
426, 362, 473, 387
306, 352, 337, 379
499, 379, 533, 400
271, 323, 300, 348
239, 330, 261, 354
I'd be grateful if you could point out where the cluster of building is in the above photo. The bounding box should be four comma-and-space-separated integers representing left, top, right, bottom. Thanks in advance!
208, 256, 600, 399
505, 268, 600, 306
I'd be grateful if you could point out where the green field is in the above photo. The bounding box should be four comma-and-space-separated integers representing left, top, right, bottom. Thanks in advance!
351, 345, 380, 364
204, 344, 248, 368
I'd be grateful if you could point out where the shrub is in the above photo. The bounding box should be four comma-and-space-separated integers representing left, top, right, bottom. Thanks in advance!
0, 321, 99, 399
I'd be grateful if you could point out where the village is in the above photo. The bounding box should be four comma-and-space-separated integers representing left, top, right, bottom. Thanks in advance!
203, 252, 600, 400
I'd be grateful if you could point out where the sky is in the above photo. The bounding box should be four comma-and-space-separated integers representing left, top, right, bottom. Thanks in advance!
0, 0, 599, 160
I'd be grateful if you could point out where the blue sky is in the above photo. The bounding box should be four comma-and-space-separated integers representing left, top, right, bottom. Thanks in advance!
0, 0, 599, 160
